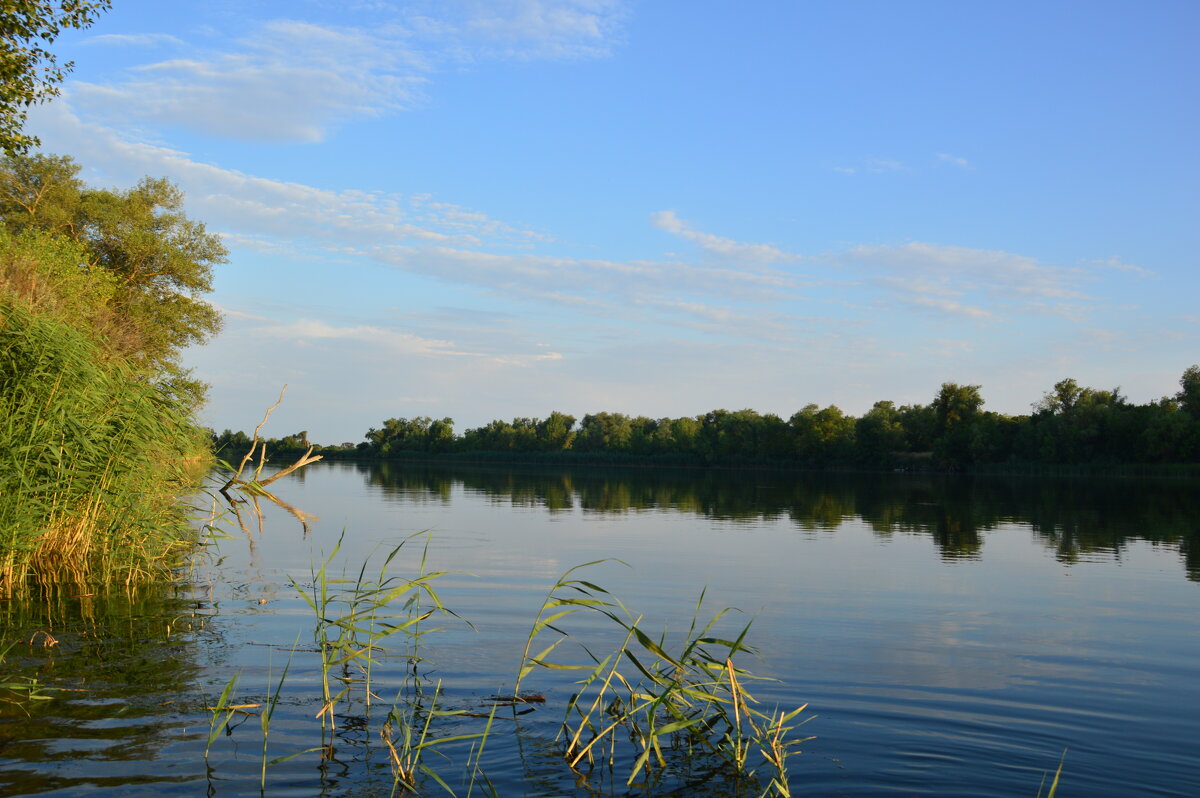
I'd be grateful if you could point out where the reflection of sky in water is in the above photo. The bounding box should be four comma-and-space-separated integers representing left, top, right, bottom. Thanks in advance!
190, 463, 1200, 796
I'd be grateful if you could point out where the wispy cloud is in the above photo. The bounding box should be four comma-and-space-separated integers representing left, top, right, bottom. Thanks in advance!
904, 295, 993, 320
642, 299, 813, 340
456, 0, 628, 59
652, 210, 800, 264
209, 304, 273, 322
66, 3, 628, 143
32, 100, 810, 333
257, 319, 475, 357
1089, 256, 1157, 279
832, 158, 906, 175
71, 21, 424, 142
254, 318, 564, 366
32, 102, 537, 248
936, 152, 971, 169
847, 242, 1089, 320
372, 245, 800, 308
83, 32, 184, 47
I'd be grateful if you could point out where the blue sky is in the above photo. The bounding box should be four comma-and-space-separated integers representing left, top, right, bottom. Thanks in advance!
28, 0, 1199, 442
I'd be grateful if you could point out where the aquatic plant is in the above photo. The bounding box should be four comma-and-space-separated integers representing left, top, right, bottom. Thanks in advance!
1036, 749, 1066, 798
516, 564, 814, 794
379, 680, 497, 798
289, 529, 456, 746
204, 673, 242, 762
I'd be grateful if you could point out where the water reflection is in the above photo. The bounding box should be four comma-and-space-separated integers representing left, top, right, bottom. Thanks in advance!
358, 462, 1200, 579
0, 582, 213, 794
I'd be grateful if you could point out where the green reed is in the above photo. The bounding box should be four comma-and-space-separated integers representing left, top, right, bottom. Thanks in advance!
192, 523, 494, 796
516, 564, 813, 795
378, 680, 497, 798
1036, 749, 1066, 798
0, 299, 208, 592
205, 673, 241, 762
288, 530, 459, 754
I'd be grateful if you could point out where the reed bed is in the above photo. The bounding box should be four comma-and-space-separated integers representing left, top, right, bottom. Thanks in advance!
0, 235, 210, 592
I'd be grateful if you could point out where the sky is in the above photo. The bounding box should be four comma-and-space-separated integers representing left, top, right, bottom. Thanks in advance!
27, 0, 1199, 443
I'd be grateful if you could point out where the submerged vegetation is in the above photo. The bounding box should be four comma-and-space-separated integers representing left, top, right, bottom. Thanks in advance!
219, 368, 1200, 472
0, 151, 225, 590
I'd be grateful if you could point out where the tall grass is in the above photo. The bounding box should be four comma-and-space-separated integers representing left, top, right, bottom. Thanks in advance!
0, 232, 210, 592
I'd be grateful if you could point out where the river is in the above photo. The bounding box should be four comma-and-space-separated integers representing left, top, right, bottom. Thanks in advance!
1, 462, 1197, 796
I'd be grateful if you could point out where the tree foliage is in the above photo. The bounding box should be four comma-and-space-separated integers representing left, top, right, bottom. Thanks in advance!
0, 153, 227, 380
1, 1, 111, 156
273, 367, 1200, 471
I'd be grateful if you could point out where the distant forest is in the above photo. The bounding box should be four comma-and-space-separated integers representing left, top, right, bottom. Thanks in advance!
213, 368, 1200, 471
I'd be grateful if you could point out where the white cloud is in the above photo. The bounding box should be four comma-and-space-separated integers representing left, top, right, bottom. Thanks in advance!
904, 295, 993, 320
29, 101, 535, 248
209, 304, 273, 322
257, 319, 480, 357
65, 4, 629, 143
937, 153, 971, 169
491, 350, 565, 366
848, 242, 1089, 320
651, 210, 801, 264
70, 21, 423, 142
832, 158, 905, 175
1089, 256, 1157, 279
644, 299, 813, 340
253, 318, 566, 367
29, 101, 807, 332
458, 0, 628, 59
371, 244, 800, 308
83, 33, 184, 47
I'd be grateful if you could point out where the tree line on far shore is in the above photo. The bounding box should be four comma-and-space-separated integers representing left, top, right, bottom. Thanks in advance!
213, 368, 1200, 471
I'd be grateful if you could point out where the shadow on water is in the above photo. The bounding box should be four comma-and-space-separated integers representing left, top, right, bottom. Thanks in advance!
358, 461, 1200, 580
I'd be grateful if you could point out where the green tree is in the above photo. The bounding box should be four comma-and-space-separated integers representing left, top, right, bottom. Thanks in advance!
535, 411, 576, 451
576, 412, 633, 452
428, 417, 455, 452
931, 383, 984, 468
789, 404, 855, 463
1, 1, 111, 156
1035, 378, 1083, 414
1178, 365, 1200, 419
650, 416, 700, 455
897, 403, 936, 452
856, 400, 906, 465
0, 153, 227, 376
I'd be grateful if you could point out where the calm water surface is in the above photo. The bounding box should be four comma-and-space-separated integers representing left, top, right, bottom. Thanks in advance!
1, 463, 1197, 796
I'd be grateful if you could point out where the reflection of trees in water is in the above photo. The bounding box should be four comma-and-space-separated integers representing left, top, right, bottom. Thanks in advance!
0, 583, 213, 793
359, 463, 1200, 580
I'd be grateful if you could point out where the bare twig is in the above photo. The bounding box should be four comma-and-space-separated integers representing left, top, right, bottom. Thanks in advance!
219, 385, 288, 496
256, 445, 323, 488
